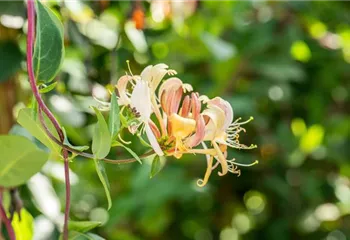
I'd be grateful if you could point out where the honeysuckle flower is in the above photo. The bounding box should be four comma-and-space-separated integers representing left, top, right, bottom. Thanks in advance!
196, 96, 258, 187
112, 63, 179, 156
111, 63, 258, 187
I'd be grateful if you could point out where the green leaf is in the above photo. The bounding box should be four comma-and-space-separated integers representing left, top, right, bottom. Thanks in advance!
137, 134, 152, 148
150, 155, 163, 178
112, 141, 142, 164
63, 231, 105, 240
68, 221, 101, 233
94, 159, 112, 210
0, 135, 49, 187
12, 208, 34, 240
92, 107, 111, 159
108, 91, 120, 140
0, 41, 22, 82
39, 82, 58, 93
34, 0, 64, 83
17, 108, 61, 158
62, 127, 89, 152
12, 208, 34, 239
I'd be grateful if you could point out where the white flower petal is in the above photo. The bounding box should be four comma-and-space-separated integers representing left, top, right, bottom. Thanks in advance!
145, 123, 164, 156
130, 80, 152, 121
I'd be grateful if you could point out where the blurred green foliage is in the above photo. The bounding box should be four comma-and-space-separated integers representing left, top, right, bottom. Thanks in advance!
0, 1, 349, 240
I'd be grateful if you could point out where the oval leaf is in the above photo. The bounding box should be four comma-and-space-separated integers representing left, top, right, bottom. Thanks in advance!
34, 0, 64, 83
150, 155, 163, 178
0, 135, 49, 187
108, 91, 120, 140
68, 221, 101, 233
92, 107, 111, 159
94, 159, 112, 210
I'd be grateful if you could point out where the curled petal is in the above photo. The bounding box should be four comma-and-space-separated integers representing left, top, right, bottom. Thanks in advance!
145, 123, 164, 156
158, 77, 183, 100
141, 64, 169, 91
116, 75, 132, 105
170, 88, 183, 115
208, 97, 233, 129
149, 120, 161, 139
163, 89, 175, 115
212, 141, 228, 176
180, 95, 191, 117
202, 104, 226, 141
186, 114, 205, 148
197, 155, 213, 187
140, 65, 153, 82
191, 92, 201, 119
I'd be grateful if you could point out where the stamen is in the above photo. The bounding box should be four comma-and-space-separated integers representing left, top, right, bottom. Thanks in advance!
227, 159, 259, 167
126, 60, 134, 77
229, 116, 254, 127
167, 69, 177, 76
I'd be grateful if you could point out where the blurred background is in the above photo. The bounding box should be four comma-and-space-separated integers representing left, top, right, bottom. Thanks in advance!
0, 1, 349, 240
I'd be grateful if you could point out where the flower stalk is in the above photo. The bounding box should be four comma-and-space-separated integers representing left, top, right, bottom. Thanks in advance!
0, 194, 15, 240
26, 0, 70, 239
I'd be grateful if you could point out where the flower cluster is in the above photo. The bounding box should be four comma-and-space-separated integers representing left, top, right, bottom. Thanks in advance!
111, 63, 258, 187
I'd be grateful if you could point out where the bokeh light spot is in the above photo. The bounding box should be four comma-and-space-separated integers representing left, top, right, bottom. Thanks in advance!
314, 203, 340, 222
300, 125, 324, 154
220, 227, 239, 240
89, 207, 109, 225
244, 190, 266, 214
232, 213, 251, 234
327, 230, 347, 240
290, 41, 311, 62
309, 21, 327, 39
152, 42, 169, 59
291, 118, 307, 137
268, 85, 284, 101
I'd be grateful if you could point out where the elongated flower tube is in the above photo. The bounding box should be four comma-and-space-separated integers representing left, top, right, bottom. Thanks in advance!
157, 78, 205, 157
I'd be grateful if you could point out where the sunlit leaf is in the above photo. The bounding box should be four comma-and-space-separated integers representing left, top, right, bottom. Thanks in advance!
34, 0, 64, 83
17, 108, 61, 158
0, 135, 48, 187
108, 91, 120, 140
92, 107, 111, 159
94, 159, 112, 210
12, 208, 34, 240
